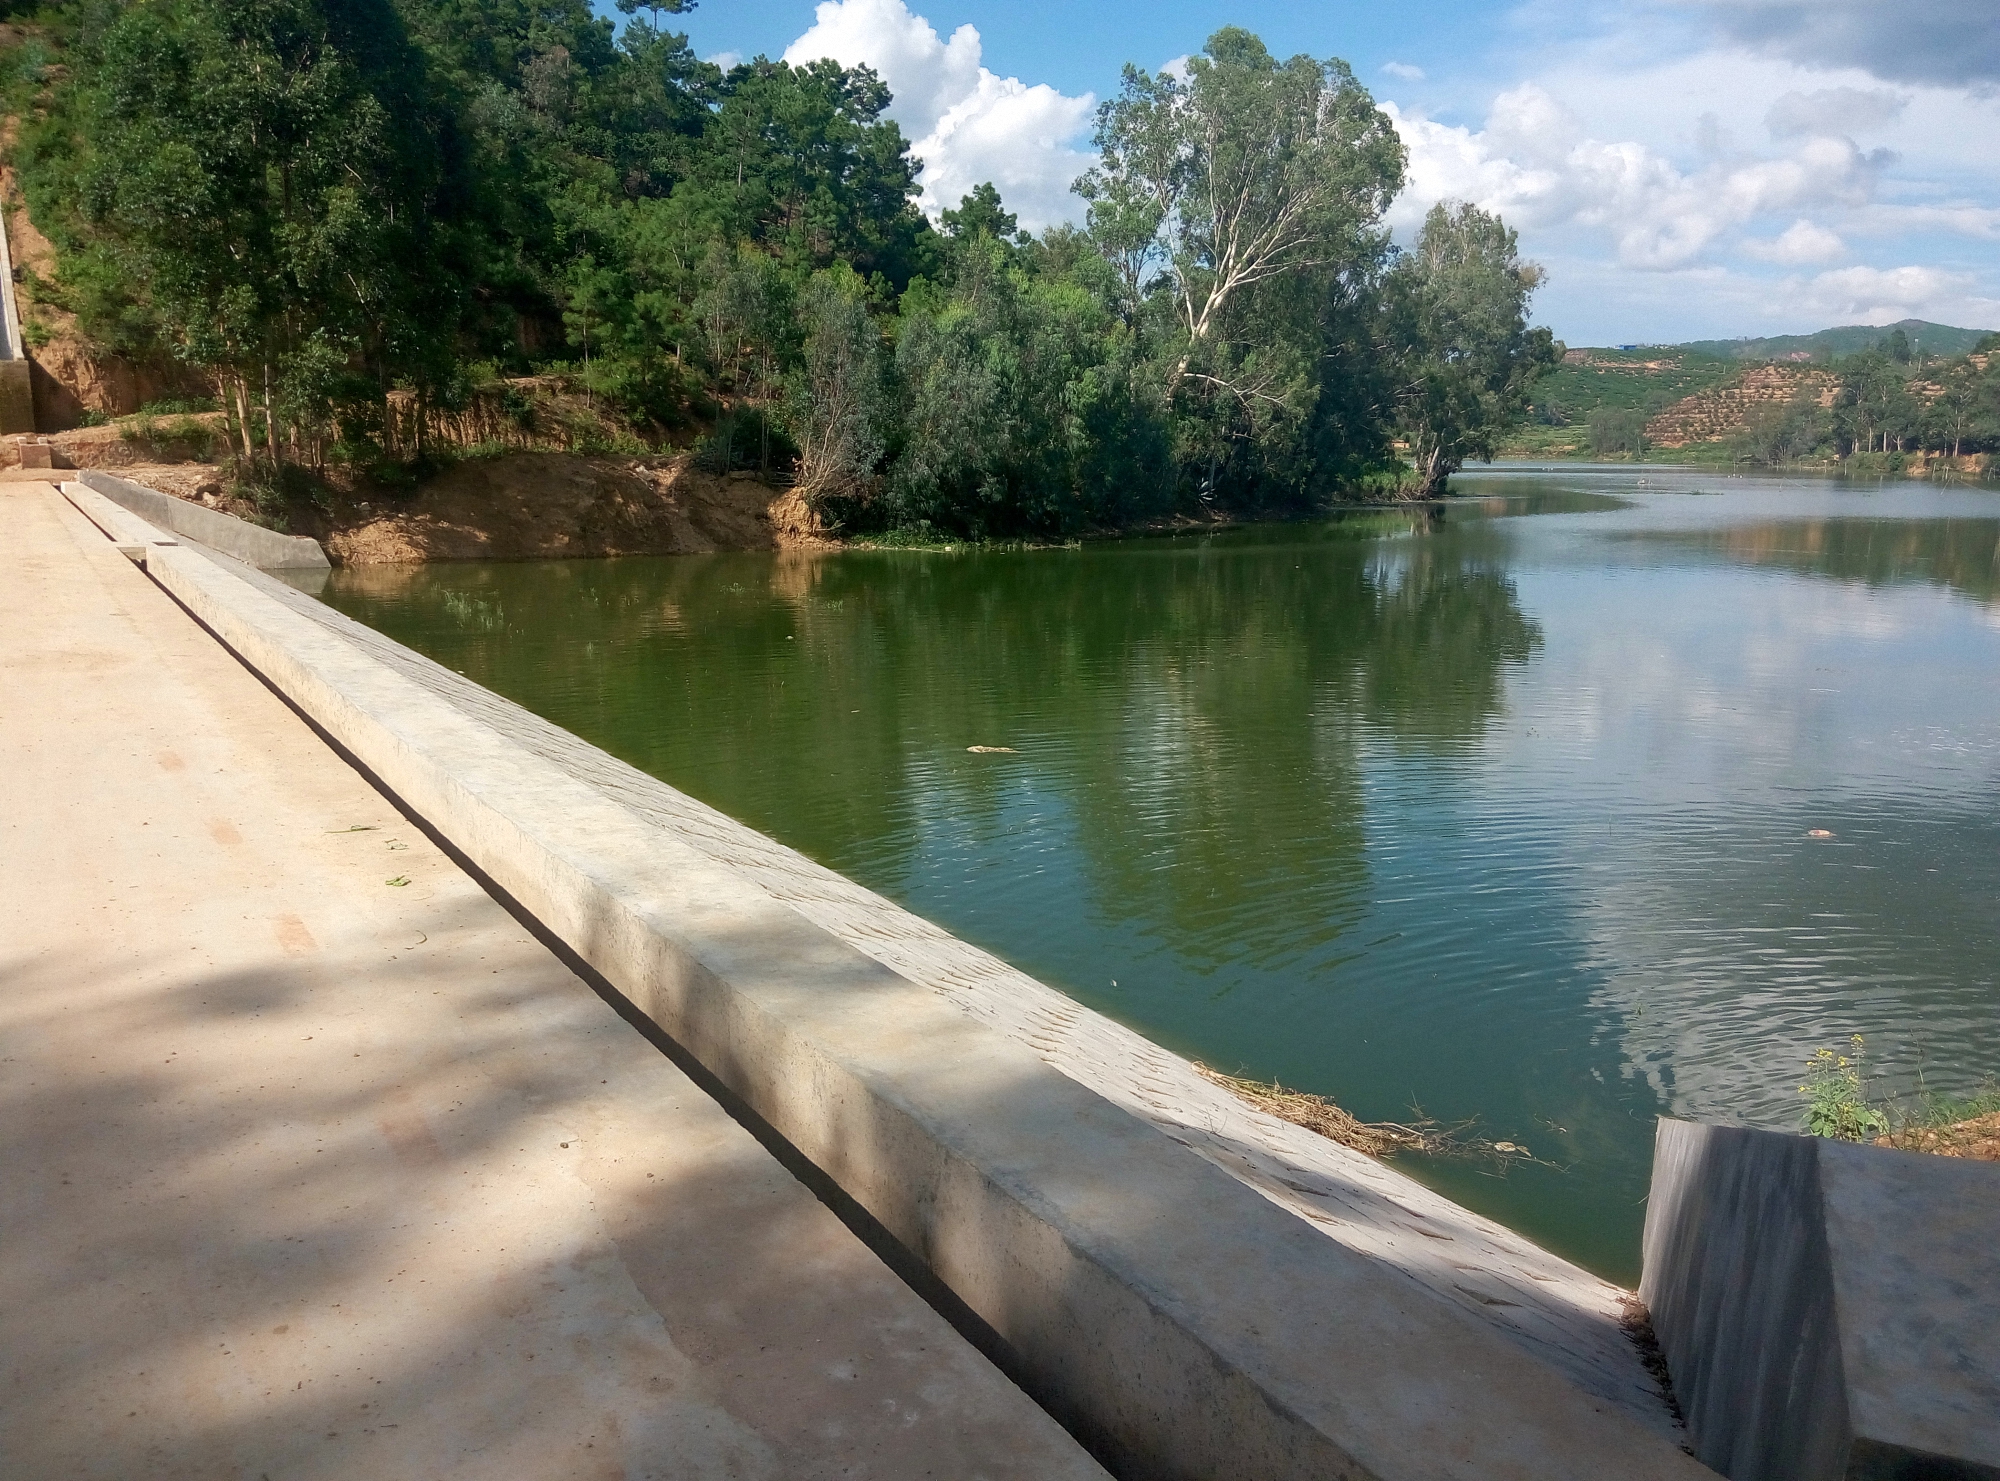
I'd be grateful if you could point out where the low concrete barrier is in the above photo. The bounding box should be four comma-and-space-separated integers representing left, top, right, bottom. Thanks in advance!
68, 489, 1716, 1481
79, 470, 329, 570
1641, 1118, 2000, 1481
60, 481, 182, 564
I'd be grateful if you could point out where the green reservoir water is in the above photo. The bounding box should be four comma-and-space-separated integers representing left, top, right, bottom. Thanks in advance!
322, 466, 2000, 1283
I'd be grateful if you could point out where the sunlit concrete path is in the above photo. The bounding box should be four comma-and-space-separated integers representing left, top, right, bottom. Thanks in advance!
0, 480, 1104, 1480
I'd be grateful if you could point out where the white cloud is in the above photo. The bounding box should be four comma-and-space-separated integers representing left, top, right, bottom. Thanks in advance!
782, 0, 1094, 230
1790, 264, 1993, 323
1854, 203, 2000, 241
1358, 4, 2000, 340
706, 50, 742, 72
1386, 84, 1890, 270
1741, 218, 1845, 263
1765, 86, 1907, 139
1382, 61, 1426, 81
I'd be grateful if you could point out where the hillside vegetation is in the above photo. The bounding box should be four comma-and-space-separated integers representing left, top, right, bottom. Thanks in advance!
0, 2, 1557, 537
1679, 319, 1992, 362
1506, 326, 2000, 468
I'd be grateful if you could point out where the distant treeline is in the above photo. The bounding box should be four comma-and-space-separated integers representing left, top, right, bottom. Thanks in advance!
0, 1, 1555, 533
1785, 329, 2000, 462
1535, 328, 2000, 464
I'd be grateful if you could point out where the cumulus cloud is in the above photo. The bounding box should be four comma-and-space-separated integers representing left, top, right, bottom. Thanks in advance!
1382, 61, 1426, 81
1858, 203, 2000, 240
1765, 86, 1907, 138
1386, 84, 1891, 269
1690, 0, 2000, 89
782, 0, 1094, 229
1791, 263, 1991, 322
1741, 218, 1845, 263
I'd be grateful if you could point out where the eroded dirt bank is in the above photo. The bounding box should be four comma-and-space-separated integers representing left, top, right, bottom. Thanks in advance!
42, 450, 824, 563
300, 452, 822, 564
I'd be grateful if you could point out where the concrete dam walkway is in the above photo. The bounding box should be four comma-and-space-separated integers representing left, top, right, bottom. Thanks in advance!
2, 476, 1720, 1480
0, 482, 1103, 1479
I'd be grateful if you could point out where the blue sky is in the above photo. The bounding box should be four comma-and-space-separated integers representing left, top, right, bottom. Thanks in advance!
653, 0, 2000, 346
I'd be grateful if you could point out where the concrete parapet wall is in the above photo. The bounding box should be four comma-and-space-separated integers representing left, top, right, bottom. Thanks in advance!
1641, 1121, 1849, 1480
78, 470, 329, 570
1642, 1118, 2000, 1481
71, 490, 1716, 1481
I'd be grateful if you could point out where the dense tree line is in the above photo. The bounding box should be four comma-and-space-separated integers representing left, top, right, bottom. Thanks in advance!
1736, 328, 2000, 466
3, 4, 1555, 531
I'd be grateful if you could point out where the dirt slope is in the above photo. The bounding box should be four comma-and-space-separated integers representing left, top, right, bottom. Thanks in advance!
303, 452, 821, 564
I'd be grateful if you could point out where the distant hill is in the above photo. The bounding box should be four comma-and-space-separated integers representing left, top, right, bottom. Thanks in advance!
1510, 319, 1997, 458
1523, 348, 1741, 443
1673, 320, 1994, 362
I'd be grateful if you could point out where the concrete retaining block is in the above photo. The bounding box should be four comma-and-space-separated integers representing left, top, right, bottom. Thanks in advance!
77, 491, 1718, 1481
1641, 1118, 2000, 1481
60, 481, 182, 565
79, 469, 329, 570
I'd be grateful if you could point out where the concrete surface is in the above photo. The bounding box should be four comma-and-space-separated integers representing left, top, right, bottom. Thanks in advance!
77, 490, 1722, 1480
80, 468, 330, 569
0, 480, 1108, 1480
1642, 1118, 2000, 1481
1820, 1140, 2000, 1479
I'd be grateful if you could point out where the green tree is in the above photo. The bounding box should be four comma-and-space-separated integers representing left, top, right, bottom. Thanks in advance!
56, 0, 463, 468
1076, 28, 1404, 404
1587, 407, 1646, 457
1737, 391, 1828, 465
884, 221, 1165, 537
939, 181, 1018, 243
1838, 350, 1921, 454
786, 267, 883, 504
1384, 203, 1558, 496
1923, 356, 1995, 458
681, 57, 929, 283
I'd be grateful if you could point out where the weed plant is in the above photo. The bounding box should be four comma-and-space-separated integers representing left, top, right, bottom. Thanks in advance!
1800, 1036, 1885, 1140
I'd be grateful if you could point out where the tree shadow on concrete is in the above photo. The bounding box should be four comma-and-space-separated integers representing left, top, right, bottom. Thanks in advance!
0, 892, 1095, 1480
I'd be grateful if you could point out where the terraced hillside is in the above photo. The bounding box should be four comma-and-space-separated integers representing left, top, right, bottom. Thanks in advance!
1644, 365, 1839, 448
1535, 349, 1739, 423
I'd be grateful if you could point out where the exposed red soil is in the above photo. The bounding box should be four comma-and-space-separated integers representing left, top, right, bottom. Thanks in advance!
304, 452, 821, 565
1877, 1111, 2000, 1161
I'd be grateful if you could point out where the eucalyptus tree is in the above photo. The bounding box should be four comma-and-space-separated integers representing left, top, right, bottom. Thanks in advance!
1383, 202, 1559, 497
1074, 28, 1405, 408
1923, 357, 1986, 458
1838, 351, 1921, 453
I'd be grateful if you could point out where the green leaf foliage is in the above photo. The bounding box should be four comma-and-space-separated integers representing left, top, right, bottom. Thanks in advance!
7, 10, 1578, 523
